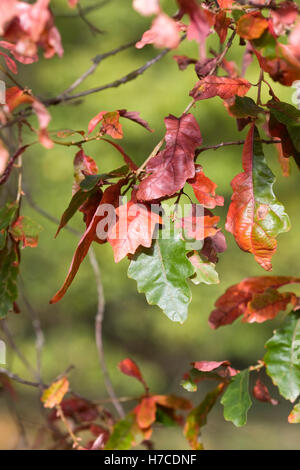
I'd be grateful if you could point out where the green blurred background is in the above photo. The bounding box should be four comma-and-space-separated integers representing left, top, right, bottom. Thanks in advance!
1, 0, 300, 449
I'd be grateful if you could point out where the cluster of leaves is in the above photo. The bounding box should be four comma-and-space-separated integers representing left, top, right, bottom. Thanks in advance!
39, 296, 300, 450
1, 0, 300, 450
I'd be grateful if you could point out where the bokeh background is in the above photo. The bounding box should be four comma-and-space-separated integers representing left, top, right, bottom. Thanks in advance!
1, 0, 300, 450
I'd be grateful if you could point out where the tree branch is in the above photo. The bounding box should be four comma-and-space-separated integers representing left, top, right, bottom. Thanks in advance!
88, 248, 125, 419
45, 47, 171, 105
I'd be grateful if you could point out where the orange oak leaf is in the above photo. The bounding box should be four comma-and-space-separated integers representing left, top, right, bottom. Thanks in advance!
190, 76, 251, 101
179, 213, 220, 241
135, 397, 157, 429
41, 377, 69, 409
137, 114, 202, 201
243, 289, 297, 323
153, 395, 192, 410
188, 165, 224, 209
107, 202, 162, 263
236, 12, 268, 40
209, 276, 300, 328
88, 111, 123, 139
217, 0, 233, 7
225, 124, 290, 271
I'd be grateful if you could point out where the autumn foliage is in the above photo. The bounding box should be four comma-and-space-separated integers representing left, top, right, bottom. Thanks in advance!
1, 0, 300, 451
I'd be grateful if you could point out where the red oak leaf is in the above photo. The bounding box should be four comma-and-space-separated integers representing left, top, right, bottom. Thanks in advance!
136, 13, 181, 49
100, 138, 138, 171
0, 40, 36, 65
188, 165, 224, 209
177, 0, 211, 57
225, 125, 290, 270
72, 149, 98, 194
4, 87, 53, 149
192, 361, 231, 372
201, 230, 227, 263
137, 114, 202, 201
173, 55, 197, 71
107, 202, 162, 263
209, 276, 300, 328
253, 379, 278, 405
236, 12, 268, 40
50, 180, 126, 303
0, 51, 17, 74
190, 76, 251, 101
215, 11, 230, 44
118, 358, 148, 391
254, 41, 300, 87
1, 0, 63, 61
118, 110, 153, 133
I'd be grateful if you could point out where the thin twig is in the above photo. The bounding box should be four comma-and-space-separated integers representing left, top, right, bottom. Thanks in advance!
76, 3, 105, 35
195, 138, 282, 156
88, 248, 125, 419
20, 288, 44, 382
58, 40, 137, 98
0, 368, 42, 388
45, 47, 171, 105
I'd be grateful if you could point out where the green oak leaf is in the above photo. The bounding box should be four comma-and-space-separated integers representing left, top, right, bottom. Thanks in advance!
10, 216, 43, 247
268, 100, 300, 152
80, 165, 128, 191
185, 385, 223, 450
128, 233, 195, 323
228, 96, 264, 119
221, 369, 252, 427
265, 312, 300, 402
0, 203, 18, 231
189, 252, 219, 285
105, 413, 143, 450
